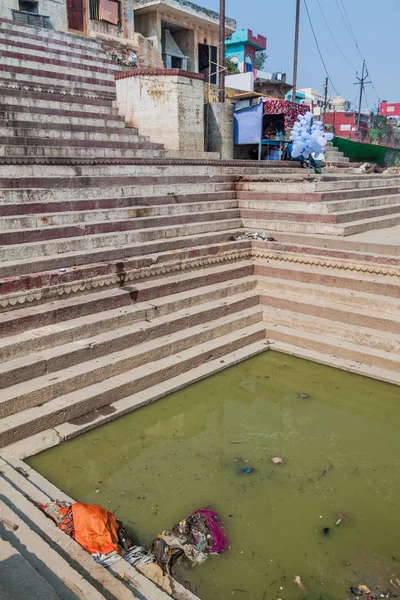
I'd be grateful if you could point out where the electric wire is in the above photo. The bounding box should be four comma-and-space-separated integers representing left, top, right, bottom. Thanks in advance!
316, 0, 356, 72
303, 0, 340, 97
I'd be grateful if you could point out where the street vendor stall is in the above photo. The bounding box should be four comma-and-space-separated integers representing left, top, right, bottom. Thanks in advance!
234, 96, 309, 160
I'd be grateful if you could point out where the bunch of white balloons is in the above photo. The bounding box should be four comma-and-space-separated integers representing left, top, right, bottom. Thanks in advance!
290, 111, 334, 160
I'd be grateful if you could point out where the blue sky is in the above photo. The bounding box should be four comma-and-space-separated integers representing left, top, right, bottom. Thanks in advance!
199, 0, 399, 109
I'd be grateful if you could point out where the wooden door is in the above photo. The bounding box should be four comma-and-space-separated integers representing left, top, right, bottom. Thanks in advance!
67, 0, 84, 31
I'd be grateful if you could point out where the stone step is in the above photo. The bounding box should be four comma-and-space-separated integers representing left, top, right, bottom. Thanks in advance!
254, 259, 400, 298
0, 174, 234, 195
0, 190, 235, 216
238, 193, 400, 214
0, 107, 127, 128
241, 201, 400, 225
0, 145, 166, 159
0, 538, 59, 600
1, 55, 118, 82
259, 287, 400, 336
0, 274, 256, 360
271, 341, 400, 387
0, 207, 240, 246
0, 255, 252, 322
237, 182, 400, 201
0, 135, 164, 151
0, 315, 265, 447
243, 209, 400, 235
0, 469, 151, 599
237, 176, 400, 194
0, 485, 108, 599
0, 124, 148, 142
55, 338, 269, 442
0, 69, 116, 96
263, 305, 400, 359
253, 239, 400, 268
0, 33, 120, 68
0, 86, 116, 112
0, 18, 105, 51
0, 218, 241, 262
0, 293, 260, 412
0, 199, 238, 230
257, 275, 400, 316
265, 321, 400, 382
0, 44, 120, 73
0, 228, 244, 279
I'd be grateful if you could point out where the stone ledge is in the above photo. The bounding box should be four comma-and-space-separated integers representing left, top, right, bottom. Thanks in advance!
115, 68, 205, 81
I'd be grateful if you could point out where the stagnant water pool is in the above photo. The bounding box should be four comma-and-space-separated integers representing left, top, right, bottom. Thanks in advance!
28, 352, 400, 600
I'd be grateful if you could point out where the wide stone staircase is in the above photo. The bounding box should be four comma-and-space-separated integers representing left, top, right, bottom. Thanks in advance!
323, 141, 350, 165
0, 18, 166, 162
238, 173, 400, 235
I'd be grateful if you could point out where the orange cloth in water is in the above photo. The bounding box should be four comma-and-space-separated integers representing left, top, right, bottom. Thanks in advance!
72, 503, 121, 555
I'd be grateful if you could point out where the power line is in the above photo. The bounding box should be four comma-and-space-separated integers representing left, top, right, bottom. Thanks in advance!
334, 0, 363, 60
316, 0, 356, 72
303, 0, 340, 97
335, 0, 380, 100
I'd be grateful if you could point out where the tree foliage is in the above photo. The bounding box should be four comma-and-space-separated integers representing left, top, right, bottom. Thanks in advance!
369, 112, 394, 146
254, 51, 267, 71
225, 56, 239, 74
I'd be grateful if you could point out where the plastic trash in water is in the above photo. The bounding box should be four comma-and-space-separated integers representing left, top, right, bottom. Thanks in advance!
238, 467, 255, 474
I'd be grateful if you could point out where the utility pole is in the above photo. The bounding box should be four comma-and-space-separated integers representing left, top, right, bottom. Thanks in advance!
323, 76, 328, 124
354, 60, 370, 126
292, 0, 301, 103
218, 0, 225, 103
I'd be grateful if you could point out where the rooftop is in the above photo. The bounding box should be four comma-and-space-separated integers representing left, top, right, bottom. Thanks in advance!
225, 28, 267, 51
135, 0, 236, 31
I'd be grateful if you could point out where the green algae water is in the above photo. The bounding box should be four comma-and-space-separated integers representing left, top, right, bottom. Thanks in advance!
28, 352, 400, 600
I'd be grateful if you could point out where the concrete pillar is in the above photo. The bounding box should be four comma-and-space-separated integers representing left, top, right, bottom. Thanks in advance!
115, 69, 206, 155
206, 102, 234, 159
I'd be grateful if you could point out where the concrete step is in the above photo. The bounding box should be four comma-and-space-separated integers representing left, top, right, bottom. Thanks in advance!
0, 207, 240, 246
0, 293, 260, 411
0, 313, 265, 447
237, 182, 400, 202
254, 259, 400, 298
265, 321, 400, 382
237, 176, 400, 195
0, 274, 256, 360
0, 199, 238, 230
0, 190, 235, 216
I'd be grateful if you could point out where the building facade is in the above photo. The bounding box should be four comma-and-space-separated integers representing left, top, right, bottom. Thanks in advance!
380, 101, 400, 121
134, 0, 236, 82
324, 110, 370, 142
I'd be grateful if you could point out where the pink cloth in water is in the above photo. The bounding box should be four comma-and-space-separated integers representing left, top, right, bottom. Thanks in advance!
193, 509, 228, 554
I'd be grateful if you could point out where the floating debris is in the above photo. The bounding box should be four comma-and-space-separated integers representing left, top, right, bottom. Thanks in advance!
318, 464, 333, 479
322, 527, 330, 536
271, 457, 285, 465
238, 467, 255, 474
299, 393, 309, 399
294, 575, 305, 590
